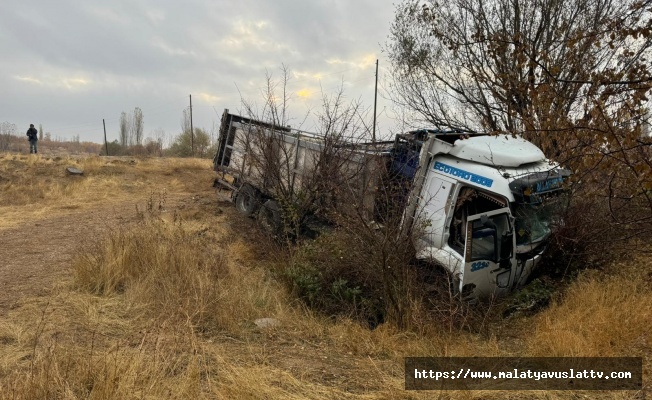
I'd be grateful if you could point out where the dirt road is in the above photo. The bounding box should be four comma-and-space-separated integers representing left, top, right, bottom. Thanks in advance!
0, 201, 140, 313
0, 193, 213, 315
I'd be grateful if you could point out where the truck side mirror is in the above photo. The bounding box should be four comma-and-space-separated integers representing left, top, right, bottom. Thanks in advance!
499, 232, 513, 269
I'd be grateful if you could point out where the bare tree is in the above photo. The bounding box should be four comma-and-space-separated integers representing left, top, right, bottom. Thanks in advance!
133, 107, 144, 146
152, 127, 166, 156
179, 108, 193, 156
180, 109, 191, 134
237, 66, 374, 237
119, 112, 129, 147
388, 0, 652, 135
388, 0, 652, 240
0, 121, 16, 151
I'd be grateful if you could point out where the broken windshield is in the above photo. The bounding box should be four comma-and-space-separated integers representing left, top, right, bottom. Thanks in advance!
512, 195, 567, 246
509, 168, 571, 248
513, 203, 551, 245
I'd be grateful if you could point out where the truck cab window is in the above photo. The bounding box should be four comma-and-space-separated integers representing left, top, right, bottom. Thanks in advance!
448, 188, 507, 255
470, 213, 510, 262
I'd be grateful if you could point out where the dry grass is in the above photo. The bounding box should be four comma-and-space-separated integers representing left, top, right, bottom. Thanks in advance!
525, 265, 652, 358
0, 152, 650, 399
0, 153, 212, 229
73, 216, 289, 335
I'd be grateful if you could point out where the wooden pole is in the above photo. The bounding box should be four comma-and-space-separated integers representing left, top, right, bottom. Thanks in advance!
372, 59, 378, 143
190, 94, 194, 157
103, 119, 109, 156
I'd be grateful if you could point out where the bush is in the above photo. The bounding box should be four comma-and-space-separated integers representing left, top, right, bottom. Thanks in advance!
282, 231, 386, 327
539, 191, 640, 281
166, 128, 212, 158
281, 227, 484, 333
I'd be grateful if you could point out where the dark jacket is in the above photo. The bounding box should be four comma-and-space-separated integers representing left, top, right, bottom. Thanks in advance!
27, 127, 38, 142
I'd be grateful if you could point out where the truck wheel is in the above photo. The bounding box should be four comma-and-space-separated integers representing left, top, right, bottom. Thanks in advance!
235, 185, 261, 216
257, 199, 282, 235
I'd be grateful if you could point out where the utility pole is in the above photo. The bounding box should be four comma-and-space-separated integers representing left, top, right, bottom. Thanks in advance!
372, 59, 378, 143
189, 94, 194, 157
103, 119, 109, 156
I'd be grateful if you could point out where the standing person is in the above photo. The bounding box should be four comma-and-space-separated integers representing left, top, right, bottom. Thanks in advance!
26, 124, 38, 154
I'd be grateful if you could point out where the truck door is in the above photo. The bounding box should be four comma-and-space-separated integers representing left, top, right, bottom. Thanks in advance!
461, 208, 516, 299
419, 175, 456, 248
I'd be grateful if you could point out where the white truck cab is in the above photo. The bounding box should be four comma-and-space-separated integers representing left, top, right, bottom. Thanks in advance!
403, 133, 569, 299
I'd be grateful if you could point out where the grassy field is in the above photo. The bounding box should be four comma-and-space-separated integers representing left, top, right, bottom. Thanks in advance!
0, 153, 649, 399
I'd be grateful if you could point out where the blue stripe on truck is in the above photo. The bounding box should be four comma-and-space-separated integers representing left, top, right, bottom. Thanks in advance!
434, 161, 494, 188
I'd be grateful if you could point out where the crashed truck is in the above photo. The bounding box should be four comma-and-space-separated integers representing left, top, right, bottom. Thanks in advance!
213, 109, 570, 299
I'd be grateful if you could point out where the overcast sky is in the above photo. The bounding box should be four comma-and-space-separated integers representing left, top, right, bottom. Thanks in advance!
0, 0, 401, 145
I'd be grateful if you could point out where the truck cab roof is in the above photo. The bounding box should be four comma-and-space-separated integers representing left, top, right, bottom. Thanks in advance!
391, 132, 548, 181
448, 135, 546, 167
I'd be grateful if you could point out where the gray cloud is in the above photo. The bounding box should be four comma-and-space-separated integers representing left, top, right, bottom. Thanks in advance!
1, 0, 397, 144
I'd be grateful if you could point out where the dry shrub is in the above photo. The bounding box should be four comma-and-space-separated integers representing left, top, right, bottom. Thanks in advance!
283, 228, 479, 334
73, 217, 287, 334
536, 131, 652, 281
407, 260, 499, 335
283, 230, 391, 327
541, 188, 644, 281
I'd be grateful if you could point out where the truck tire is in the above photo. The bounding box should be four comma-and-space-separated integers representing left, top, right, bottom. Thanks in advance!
235, 184, 261, 216
257, 199, 282, 235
